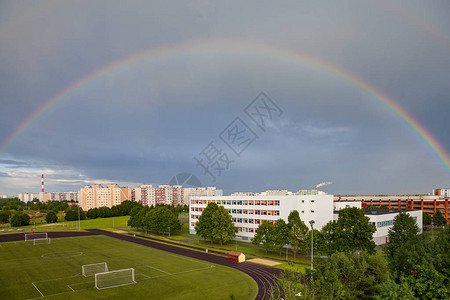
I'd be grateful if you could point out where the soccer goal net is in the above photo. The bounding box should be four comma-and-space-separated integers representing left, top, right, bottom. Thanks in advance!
82, 262, 108, 277
33, 238, 51, 245
25, 232, 48, 241
95, 268, 135, 289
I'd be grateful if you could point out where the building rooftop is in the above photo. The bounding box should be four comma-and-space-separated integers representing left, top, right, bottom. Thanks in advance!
363, 209, 402, 215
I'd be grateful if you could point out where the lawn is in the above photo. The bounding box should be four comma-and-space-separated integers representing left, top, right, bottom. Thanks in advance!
36, 216, 131, 230
0, 235, 257, 299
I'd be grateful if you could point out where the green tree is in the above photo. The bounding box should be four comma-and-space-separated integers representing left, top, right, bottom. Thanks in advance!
406, 265, 449, 299
319, 207, 376, 255
20, 213, 30, 226
195, 202, 219, 242
87, 208, 98, 219
252, 221, 275, 253
287, 210, 309, 258
301, 251, 390, 299
10, 214, 23, 227
211, 206, 237, 245
385, 212, 419, 260
145, 206, 181, 234
45, 211, 58, 223
433, 209, 447, 226
272, 219, 289, 256
423, 211, 432, 226
0, 211, 10, 223
387, 226, 449, 294
64, 207, 86, 221
118, 200, 142, 215
375, 278, 415, 300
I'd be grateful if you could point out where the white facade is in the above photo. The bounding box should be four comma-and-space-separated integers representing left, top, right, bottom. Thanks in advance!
333, 201, 423, 245
189, 195, 334, 241
183, 187, 216, 205
366, 210, 422, 245
18, 193, 40, 203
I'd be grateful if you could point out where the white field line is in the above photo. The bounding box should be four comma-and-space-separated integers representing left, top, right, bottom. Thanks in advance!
137, 265, 215, 283
31, 282, 44, 297
33, 274, 81, 284
137, 273, 151, 279
96, 281, 136, 290
142, 265, 171, 275
27, 265, 215, 299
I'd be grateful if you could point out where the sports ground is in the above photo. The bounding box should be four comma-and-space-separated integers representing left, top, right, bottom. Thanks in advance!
0, 232, 259, 299
0, 230, 281, 299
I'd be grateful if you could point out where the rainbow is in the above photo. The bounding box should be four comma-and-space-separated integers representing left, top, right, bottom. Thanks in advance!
1, 39, 449, 172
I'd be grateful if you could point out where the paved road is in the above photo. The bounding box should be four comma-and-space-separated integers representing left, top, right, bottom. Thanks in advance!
0, 230, 282, 300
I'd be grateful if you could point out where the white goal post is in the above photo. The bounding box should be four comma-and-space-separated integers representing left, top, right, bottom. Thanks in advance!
95, 268, 135, 289
33, 238, 51, 245
25, 232, 48, 241
82, 262, 108, 277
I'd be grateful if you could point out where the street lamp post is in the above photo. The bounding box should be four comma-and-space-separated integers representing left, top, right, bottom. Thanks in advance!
78, 204, 81, 231
309, 220, 315, 271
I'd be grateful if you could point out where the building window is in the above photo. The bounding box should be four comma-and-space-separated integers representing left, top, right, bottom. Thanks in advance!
311, 210, 314, 213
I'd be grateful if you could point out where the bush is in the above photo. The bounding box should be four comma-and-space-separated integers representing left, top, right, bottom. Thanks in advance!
45, 211, 58, 223
10, 213, 30, 227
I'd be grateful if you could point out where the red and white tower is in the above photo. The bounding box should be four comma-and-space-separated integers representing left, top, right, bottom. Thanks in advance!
41, 174, 44, 192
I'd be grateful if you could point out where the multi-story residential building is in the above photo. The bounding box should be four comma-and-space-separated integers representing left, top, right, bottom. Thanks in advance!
134, 185, 155, 206
50, 192, 78, 201
189, 194, 334, 241
432, 188, 450, 197
79, 184, 129, 211
132, 184, 184, 206
335, 195, 449, 223
0, 194, 8, 199
183, 187, 217, 206
18, 193, 40, 203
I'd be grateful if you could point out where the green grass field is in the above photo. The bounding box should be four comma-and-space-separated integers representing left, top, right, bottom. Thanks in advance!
0, 235, 257, 299
35, 216, 131, 230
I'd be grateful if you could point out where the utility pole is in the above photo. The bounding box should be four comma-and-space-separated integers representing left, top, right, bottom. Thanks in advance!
309, 220, 315, 271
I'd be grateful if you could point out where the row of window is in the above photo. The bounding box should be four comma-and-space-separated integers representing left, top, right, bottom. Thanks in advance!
190, 200, 281, 206
190, 221, 268, 232
376, 220, 394, 227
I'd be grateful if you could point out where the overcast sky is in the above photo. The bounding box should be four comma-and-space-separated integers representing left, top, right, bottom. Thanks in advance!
1, 0, 450, 196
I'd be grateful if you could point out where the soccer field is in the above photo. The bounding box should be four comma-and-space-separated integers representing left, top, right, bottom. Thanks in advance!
0, 235, 257, 299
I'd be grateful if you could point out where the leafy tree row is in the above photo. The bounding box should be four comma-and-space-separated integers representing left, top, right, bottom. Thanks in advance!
128, 205, 181, 234
10, 213, 30, 227
385, 212, 449, 299
252, 211, 308, 257
252, 207, 376, 257
423, 210, 447, 226
280, 211, 448, 299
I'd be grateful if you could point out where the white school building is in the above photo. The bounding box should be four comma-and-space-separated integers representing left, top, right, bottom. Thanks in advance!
190, 195, 422, 245
189, 194, 334, 241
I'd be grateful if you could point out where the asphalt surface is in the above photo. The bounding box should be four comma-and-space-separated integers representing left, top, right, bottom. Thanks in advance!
0, 230, 282, 300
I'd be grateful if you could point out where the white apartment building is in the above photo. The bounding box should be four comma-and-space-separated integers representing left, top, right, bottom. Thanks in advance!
189, 194, 334, 241
50, 192, 78, 201
183, 187, 217, 206
18, 193, 40, 203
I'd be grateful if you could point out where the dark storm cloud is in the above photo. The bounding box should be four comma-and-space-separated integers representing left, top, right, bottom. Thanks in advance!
0, 0, 449, 195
